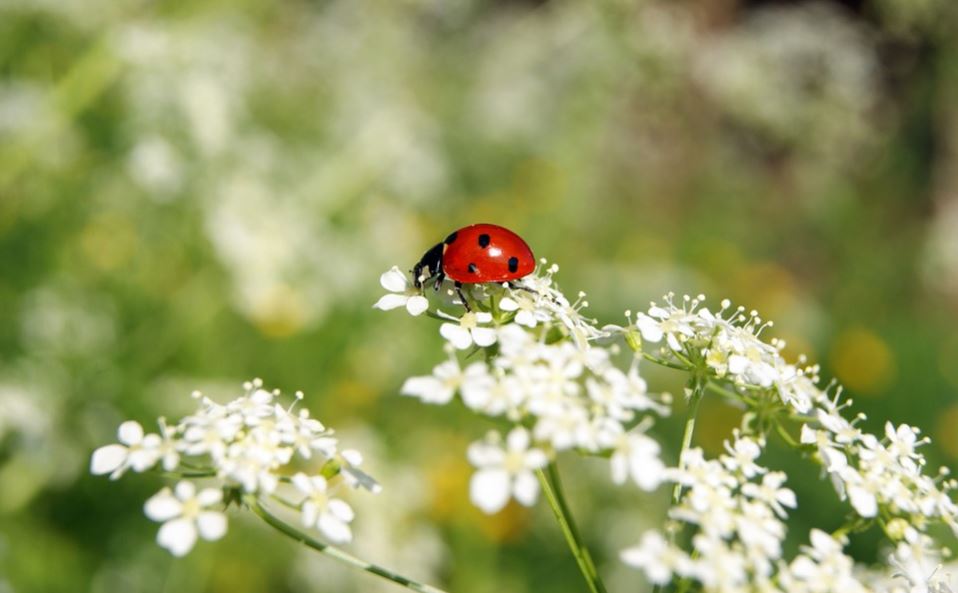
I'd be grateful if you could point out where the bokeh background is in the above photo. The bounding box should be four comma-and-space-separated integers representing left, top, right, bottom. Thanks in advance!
2, 0, 957, 591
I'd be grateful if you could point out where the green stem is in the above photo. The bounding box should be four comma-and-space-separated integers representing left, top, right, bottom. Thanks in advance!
774, 421, 802, 449
706, 381, 759, 407
653, 378, 705, 593
670, 380, 704, 507
640, 352, 691, 371
536, 462, 608, 593
245, 496, 448, 593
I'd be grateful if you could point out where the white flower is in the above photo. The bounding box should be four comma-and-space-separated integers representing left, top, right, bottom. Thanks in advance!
887, 533, 953, 593
467, 428, 549, 514
90, 420, 164, 479
784, 530, 870, 593
621, 530, 690, 584
801, 423, 849, 474
499, 294, 548, 328
144, 481, 227, 557
373, 266, 429, 316
218, 427, 293, 493
400, 358, 480, 405
178, 398, 242, 459
460, 367, 525, 416
439, 311, 497, 350
741, 472, 797, 518
722, 435, 765, 478
292, 473, 355, 543
634, 298, 702, 352
600, 429, 665, 490
277, 409, 336, 460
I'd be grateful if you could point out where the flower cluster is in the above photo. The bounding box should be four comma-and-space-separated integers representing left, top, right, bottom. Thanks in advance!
621, 435, 955, 593
628, 294, 958, 528
630, 293, 821, 413
618, 294, 958, 591
622, 435, 798, 587
91, 380, 379, 556
377, 261, 670, 513
386, 272, 958, 590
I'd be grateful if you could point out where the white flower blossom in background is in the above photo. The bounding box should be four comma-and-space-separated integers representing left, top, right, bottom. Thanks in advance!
372, 266, 429, 316
144, 481, 227, 557
92, 380, 380, 557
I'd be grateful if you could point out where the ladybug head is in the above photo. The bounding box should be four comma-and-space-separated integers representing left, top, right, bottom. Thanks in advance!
412, 242, 445, 290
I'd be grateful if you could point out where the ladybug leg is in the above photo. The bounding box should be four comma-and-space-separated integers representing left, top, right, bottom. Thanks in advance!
433, 271, 445, 292
454, 281, 471, 312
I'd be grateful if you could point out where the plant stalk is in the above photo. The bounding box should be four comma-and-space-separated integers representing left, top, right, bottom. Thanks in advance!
536, 462, 609, 593
245, 496, 448, 593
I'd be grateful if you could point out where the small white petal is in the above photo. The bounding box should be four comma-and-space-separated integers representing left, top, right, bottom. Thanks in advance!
373, 294, 408, 311
610, 453, 628, 485
848, 485, 878, 517
515, 310, 537, 327
301, 500, 319, 527
318, 514, 352, 543
631, 456, 664, 491
144, 491, 182, 521
405, 295, 429, 316
400, 376, 452, 405
127, 448, 161, 472
380, 267, 409, 293
196, 488, 223, 507
467, 442, 505, 467
118, 421, 144, 445
328, 499, 355, 523
291, 472, 314, 494
636, 316, 663, 343
506, 428, 530, 451
196, 512, 227, 540
470, 468, 511, 514
340, 449, 363, 466
524, 449, 549, 469
90, 445, 127, 476
499, 297, 519, 311
512, 472, 539, 506
471, 327, 497, 347
174, 481, 196, 501
157, 518, 198, 557
440, 323, 473, 350
778, 488, 797, 509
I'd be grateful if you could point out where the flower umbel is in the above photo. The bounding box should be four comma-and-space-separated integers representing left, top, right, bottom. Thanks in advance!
91, 380, 380, 557
378, 261, 671, 513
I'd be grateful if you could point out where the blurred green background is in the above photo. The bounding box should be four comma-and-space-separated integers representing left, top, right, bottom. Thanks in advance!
1, 0, 957, 591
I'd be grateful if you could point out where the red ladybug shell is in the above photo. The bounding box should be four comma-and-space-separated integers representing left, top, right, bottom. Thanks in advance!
442, 224, 535, 284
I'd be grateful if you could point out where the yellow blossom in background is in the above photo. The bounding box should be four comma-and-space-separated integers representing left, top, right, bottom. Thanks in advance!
830, 327, 897, 396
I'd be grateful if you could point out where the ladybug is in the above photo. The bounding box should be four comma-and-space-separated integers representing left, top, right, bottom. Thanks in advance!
413, 223, 536, 309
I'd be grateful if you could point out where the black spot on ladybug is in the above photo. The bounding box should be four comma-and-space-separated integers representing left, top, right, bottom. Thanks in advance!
444, 231, 458, 245
478, 234, 490, 248
468, 263, 478, 274
508, 257, 519, 273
